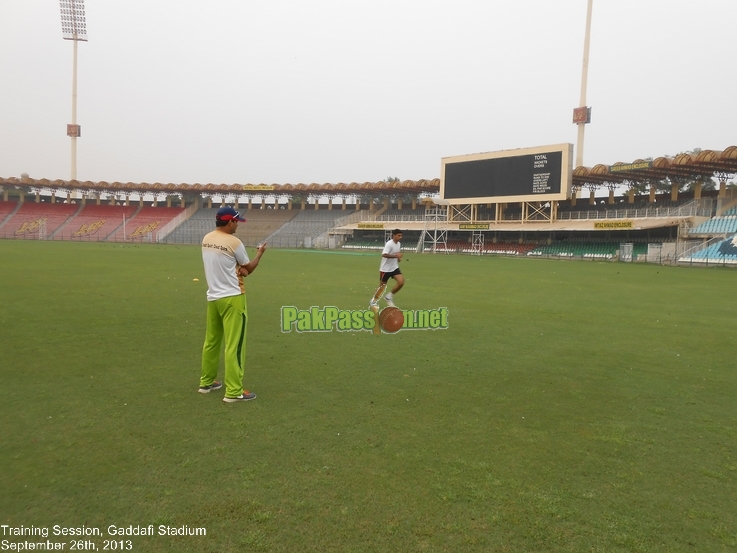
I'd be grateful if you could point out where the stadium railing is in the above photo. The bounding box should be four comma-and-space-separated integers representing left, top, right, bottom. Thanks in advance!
557, 198, 714, 221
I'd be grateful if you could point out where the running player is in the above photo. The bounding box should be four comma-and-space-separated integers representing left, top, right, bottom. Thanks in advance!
369, 229, 404, 308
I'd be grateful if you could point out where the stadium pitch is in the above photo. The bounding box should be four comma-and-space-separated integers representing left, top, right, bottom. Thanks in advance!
0, 240, 735, 552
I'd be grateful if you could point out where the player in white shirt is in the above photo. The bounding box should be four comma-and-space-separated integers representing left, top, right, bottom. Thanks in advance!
369, 229, 404, 308
199, 207, 266, 403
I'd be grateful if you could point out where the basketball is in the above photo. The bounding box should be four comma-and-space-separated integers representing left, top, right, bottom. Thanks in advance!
379, 307, 404, 333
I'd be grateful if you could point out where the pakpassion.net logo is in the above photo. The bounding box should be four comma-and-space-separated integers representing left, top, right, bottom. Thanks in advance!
281, 306, 449, 333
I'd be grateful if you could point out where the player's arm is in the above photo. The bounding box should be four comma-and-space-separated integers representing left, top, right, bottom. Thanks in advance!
241, 242, 267, 275
382, 252, 402, 259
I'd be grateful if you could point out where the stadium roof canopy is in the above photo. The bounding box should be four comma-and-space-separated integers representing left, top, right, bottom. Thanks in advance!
0, 177, 440, 197
572, 146, 737, 189
1, 146, 735, 197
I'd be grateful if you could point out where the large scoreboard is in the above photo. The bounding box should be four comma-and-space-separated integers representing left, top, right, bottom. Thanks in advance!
440, 143, 573, 204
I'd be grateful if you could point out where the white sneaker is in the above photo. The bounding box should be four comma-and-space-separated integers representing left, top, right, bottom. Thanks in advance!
384, 294, 396, 308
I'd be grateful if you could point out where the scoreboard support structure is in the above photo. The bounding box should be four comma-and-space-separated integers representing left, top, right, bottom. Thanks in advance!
441, 200, 558, 224
523, 201, 557, 223
419, 205, 448, 254
447, 204, 472, 223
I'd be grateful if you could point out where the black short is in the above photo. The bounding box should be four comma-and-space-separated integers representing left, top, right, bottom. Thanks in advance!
380, 268, 402, 283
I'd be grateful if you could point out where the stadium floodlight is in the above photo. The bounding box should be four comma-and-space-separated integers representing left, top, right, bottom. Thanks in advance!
60, 0, 87, 41
59, 0, 87, 182
574, 0, 593, 168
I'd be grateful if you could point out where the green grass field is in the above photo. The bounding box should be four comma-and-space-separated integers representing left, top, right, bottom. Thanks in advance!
1, 240, 736, 552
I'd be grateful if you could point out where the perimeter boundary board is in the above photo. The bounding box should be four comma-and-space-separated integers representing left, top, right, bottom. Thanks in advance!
440, 143, 573, 205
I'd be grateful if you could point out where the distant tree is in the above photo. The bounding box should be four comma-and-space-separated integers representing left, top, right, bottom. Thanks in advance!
382, 176, 400, 183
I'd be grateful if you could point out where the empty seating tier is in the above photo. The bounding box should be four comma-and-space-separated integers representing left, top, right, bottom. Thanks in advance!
689, 217, 737, 235
265, 210, 356, 248
1, 202, 79, 239
54, 204, 138, 240
106, 206, 185, 242
163, 208, 299, 246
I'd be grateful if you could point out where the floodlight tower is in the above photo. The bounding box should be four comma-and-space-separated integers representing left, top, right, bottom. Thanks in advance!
573, 0, 593, 168
60, 0, 87, 181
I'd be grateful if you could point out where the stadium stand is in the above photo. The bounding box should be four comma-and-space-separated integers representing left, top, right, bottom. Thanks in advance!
681, 235, 737, 265
0, 200, 19, 228
106, 206, 185, 242
633, 242, 648, 259
341, 237, 385, 251
482, 241, 537, 255
526, 240, 649, 260
265, 209, 356, 248
433, 240, 537, 255
1, 202, 79, 239
341, 235, 652, 258
162, 207, 299, 246
377, 208, 425, 222
689, 217, 737, 235
54, 204, 138, 241
528, 241, 616, 259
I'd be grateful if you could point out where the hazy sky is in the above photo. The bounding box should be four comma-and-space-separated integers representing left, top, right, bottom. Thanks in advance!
1, 0, 735, 186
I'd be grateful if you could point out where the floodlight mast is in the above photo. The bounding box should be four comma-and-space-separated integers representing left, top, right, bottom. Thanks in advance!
575, 0, 593, 168
60, 0, 87, 181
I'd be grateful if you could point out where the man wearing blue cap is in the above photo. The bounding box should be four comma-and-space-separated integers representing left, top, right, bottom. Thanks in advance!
199, 206, 266, 402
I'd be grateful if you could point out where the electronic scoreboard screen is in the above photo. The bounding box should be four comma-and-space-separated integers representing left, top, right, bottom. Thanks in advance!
440, 143, 573, 204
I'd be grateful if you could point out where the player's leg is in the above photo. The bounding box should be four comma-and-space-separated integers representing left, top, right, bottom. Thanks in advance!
221, 294, 249, 399
200, 299, 224, 389
391, 273, 404, 295
384, 272, 404, 307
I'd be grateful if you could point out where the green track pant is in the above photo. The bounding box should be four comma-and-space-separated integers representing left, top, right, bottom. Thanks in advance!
200, 294, 248, 398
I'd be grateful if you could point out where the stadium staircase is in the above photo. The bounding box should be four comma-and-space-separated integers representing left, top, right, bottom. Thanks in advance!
0, 200, 22, 231
49, 203, 85, 239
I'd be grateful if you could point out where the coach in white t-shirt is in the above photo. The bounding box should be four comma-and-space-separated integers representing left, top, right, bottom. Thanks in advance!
199, 206, 266, 403
370, 229, 404, 308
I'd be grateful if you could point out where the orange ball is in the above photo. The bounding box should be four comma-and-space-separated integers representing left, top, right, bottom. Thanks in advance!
379, 307, 404, 333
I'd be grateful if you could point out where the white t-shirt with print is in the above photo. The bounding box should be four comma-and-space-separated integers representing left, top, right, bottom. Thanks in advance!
380, 239, 401, 273
201, 230, 250, 301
